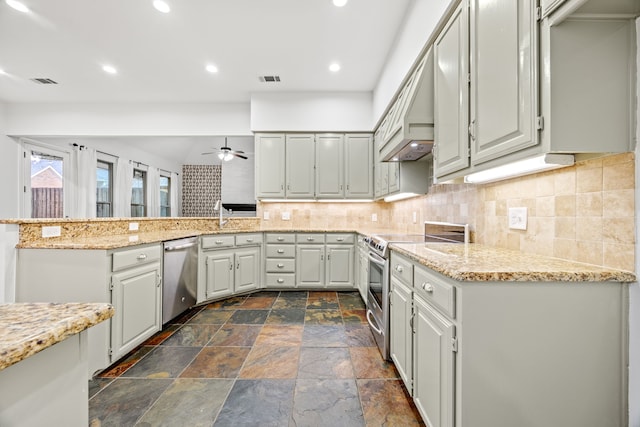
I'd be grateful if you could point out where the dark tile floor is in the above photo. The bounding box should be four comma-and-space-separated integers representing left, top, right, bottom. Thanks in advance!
89, 291, 424, 426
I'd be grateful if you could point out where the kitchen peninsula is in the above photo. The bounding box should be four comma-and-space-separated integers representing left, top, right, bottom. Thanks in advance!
0, 302, 114, 427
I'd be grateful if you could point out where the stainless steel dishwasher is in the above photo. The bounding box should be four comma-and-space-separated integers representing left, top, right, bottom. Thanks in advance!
162, 237, 198, 324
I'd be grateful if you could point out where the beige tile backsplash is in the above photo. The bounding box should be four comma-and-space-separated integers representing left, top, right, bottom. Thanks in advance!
259, 152, 636, 272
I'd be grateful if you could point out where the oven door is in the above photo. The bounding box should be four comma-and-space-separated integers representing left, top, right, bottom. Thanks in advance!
366, 250, 390, 360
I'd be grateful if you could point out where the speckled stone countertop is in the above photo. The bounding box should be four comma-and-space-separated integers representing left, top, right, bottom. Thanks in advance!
0, 302, 114, 371
390, 243, 636, 283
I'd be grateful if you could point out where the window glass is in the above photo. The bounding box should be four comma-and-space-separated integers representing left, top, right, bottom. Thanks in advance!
96, 160, 113, 217
131, 169, 146, 217
30, 151, 64, 218
160, 175, 170, 217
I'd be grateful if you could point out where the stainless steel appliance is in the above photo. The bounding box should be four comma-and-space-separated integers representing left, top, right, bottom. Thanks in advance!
162, 237, 198, 324
363, 221, 469, 360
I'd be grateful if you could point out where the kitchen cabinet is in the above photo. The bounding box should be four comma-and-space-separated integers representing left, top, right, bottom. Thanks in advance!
325, 244, 354, 288
389, 275, 413, 394
16, 244, 163, 375
197, 233, 262, 303
389, 250, 628, 427
264, 233, 296, 288
355, 235, 369, 300
295, 233, 355, 289
256, 133, 373, 200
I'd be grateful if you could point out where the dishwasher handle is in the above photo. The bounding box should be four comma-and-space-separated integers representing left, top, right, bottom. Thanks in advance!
164, 242, 197, 252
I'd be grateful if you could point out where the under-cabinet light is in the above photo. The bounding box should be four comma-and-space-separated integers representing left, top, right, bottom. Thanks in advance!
383, 192, 419, 202
464, 154, 574, 184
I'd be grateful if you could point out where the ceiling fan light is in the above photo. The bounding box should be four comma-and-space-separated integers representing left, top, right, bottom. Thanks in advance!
217, 152, 225, 160
223, 153, 233, 161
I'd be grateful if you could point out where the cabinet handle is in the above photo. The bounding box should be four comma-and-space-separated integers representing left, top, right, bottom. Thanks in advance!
277, 237, 284, 242
395, 265, 403, 273
422, 282, 434, 293
327, 254, 331, 261
236, 262, 240, 269
336, 237, 344, 242
277, 278, 285, 284
468, 119, 476, 141
277, 263, 285, 268
137, 254, 147, 260
277, 249, 285, 254
321, 254, 324, 261
246, 238, 254, 243
307, 237, 314, 241
229, 263, 233, 270
215, 240, 223, 245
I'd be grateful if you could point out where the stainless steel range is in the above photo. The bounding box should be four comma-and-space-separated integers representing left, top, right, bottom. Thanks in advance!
364, 221, 469, 360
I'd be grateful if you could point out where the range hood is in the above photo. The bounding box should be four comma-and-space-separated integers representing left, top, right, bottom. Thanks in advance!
379, 47, 434, 162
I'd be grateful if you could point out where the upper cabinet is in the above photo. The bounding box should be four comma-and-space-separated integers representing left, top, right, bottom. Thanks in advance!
433, 0, 638, 182
255, 132, 373, 200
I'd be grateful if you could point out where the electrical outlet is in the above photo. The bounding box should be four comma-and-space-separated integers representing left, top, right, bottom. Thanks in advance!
508, 207, 528, 230
42, 226, 61, 238
129, 222, 139, 231
282, 211, 291, 221
412, 211, 417, 223
263, 211, 270, 220
371, 213, 378, 222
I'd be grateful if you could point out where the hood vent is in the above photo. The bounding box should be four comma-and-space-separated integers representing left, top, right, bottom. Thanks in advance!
259, 75, 281, 83
30, 78, 58, 85
378, 47, 434, 162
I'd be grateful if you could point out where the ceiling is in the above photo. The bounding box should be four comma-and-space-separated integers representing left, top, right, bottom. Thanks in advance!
0, 0, 413, 104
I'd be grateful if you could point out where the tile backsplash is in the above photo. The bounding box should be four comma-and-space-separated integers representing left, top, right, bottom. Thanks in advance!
259, 152, 635, 272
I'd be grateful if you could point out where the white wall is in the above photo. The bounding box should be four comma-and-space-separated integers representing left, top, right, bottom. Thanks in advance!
5, 103, 252, 136
372, 0, 453, 126
250, 92, 372, 132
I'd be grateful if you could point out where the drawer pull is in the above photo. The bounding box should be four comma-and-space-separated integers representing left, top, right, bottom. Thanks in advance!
422, 283, 434, 293
277, 263, 285, 268
137, 254, 147, 260
336, 237, 344, 242
307, 237, 314, 241
277, 249, 285, 254
395, 265, 403, 273
246, 238, 254, 243
277, 278, 285, 284
215, 240, 224, 245
277, 237, 284, 242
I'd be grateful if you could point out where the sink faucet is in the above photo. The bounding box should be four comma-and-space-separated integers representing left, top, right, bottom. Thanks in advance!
214, 200, 229, 229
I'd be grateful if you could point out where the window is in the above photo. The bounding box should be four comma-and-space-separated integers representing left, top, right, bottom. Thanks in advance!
96, 160, 113, 217
160, 174, 171, 217
22, 141, 71, 218
131, 169, 146, 217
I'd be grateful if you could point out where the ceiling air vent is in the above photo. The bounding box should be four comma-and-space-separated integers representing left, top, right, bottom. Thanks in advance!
258, 75, 281, 83
30, 78, 58, 85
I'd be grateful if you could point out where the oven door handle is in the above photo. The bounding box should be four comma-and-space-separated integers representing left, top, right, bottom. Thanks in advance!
366, 309, 384, 335
367, 252, 386, 267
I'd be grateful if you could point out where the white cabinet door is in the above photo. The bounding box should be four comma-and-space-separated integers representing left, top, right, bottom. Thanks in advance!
390, 277, 413, 394
316, 134, 345, 198
286, 134, 315, 198
204, 249, 234, 300
345, 134, 373, 198
413, 295, 455, 427
296, 245, 325, 288
469, 0, 538, 165
255, 133, 285, 198
325, 244, 354, 288
388, 162, 400, 194
235, 247, 260, 293
434, 2, 470, 178
111, 262, 162, 361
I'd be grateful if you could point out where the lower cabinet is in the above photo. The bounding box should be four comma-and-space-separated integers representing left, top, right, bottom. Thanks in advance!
296, 233, 355, 289
356, 236, 369, 300
16, 244, 163, 376
389, 276, 413, 391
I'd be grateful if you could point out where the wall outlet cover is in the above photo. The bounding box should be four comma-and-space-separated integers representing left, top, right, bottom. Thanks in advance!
263, 211, 270, 220
42, 226, 61, 238
282, 212, 291, 221
508, 207, 528, 230
129, 222, 139, 231
412, 211, 417, 223
372, 213, 378, 222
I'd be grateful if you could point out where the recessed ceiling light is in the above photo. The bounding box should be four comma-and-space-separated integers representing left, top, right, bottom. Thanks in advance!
333, 0, 348, 7
102, 65, 117, 75
206, 64, 218, 73
329, 62, 341, 72
0, 68, 6, 75
5, 0, 30, 13
152, 0, 170, 13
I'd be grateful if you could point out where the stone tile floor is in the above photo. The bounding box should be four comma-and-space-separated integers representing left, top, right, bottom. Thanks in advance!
89, 290, 424, 426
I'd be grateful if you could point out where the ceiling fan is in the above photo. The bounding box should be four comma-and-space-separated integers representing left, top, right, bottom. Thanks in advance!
202, 137, 248, 161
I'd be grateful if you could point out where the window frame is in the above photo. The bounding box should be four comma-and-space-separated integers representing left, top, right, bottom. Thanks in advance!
131, 168, 147, 217
159, 172, 171, 217
96, 154, 115, 218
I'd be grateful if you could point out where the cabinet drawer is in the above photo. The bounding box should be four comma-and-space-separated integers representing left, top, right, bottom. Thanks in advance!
326, 233, 354, 244
296, 233, 325, 244
265, 273, 296, 288
390, 253, 413, 286
235, 233, 263, 246
414, 264, 456, 319
112, 244, 161, 272
201, 235, 235, 249
265, 233, 296, 244
265, 244, 296, 258
266, 259, 295, 273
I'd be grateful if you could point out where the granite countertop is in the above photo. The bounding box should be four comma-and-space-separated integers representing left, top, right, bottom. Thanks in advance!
0, 302, 114, 371
390, 242, 637, 283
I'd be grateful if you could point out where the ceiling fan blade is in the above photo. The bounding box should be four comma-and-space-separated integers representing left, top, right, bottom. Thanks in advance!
201, 151, 217, 155
233, 153, 248, 159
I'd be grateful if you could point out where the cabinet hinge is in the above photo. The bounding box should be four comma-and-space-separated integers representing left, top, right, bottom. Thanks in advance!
536, 6, 542, 20
108, 348, 113, 357
109, 278, 114, 291
536, 116, 544, 131
452, 337, 458, 353
467, 73, 471, 84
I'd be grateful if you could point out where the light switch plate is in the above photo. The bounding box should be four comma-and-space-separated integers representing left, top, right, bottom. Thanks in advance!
508, 207, 528, 230
412, 211, 417, 223
371, 213, 378, 222
263, 211, 270, 220
282, 212, 291, 221
42, 226, 61, 238
129, 222, 139, 231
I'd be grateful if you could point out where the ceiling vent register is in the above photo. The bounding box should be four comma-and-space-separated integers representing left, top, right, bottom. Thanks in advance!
30, 78, 58, 85
259, 76, 281, 83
